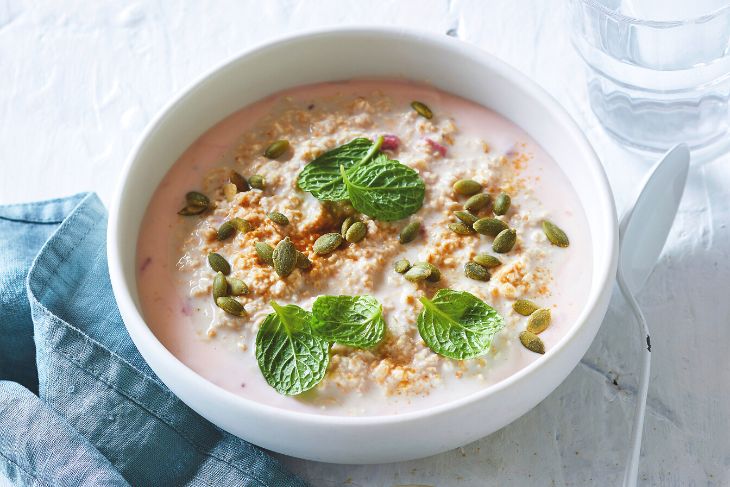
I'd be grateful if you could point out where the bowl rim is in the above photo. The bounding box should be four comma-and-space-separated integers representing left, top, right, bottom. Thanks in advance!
108, 25, 618, 426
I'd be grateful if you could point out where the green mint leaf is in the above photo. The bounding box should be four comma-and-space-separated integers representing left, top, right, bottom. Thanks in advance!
341, 153, 425, 221
296, 137, 375, 201
311, 295, 386, 348
255, 301, 330, 395
417, 289, 505, 360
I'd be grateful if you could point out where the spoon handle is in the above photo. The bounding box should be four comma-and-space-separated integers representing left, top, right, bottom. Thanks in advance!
618, 270, 652, 487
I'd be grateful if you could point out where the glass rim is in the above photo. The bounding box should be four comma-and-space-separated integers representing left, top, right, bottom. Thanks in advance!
575, 0, 730, 27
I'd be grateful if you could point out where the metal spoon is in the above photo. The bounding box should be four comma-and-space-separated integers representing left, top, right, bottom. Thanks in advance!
618, 143, 690, 487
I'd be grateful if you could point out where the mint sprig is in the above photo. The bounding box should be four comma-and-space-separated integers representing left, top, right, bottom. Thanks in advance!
297, 137, 424, 221
341, 154, 425, 222
311, 295, 386, 348
296, 138, 376, 201
417, 289, 505, 360
255, 296, 388, 395
255, 301, 329, 395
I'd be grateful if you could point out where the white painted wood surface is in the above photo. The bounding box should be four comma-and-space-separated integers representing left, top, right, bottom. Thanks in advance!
1, 1, 727, 485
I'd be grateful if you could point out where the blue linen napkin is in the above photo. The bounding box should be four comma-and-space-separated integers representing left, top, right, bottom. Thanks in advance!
0, 193, 307, 487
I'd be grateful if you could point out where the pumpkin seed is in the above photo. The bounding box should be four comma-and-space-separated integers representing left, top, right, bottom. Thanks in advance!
342, 221, 366, 243
464, 261, 490, 281
519, 331, 545, 354
230, 217, 252, 233
216, 297, 246, 317
179, 191, 209, 215
411, 101, 433, 119
295, 251, 312, 270
212, 272, 228, 300
313, 233, 343, 255
341, 216, 358, 237
264, 139, 289, 159
473, 253, 502, 268
448, 222, 475, 235
394, 258, 411, 274
208, 252, 231, 275
399, 220, 421, 244
267, 211, 289, 226
229, 171, 250, 192
248, 174, 265, 190
527, 308, 551, 334
323, 200, 357, 219
492, 228, 517, 253
493, 192, 511, 216
254, 242, 274, 266
404, 265, 431, 282
415, 262, 441, 283
473, 217, 509, 237
272, 237, 297, 277
178, 205, 207, 216
542, 220, 570, 248
217, 221, 236, 241
227, 277, 249, 296
453, 179, 482, 196
464, 193, 491, 213
513, 299, 540, 316
454, 210, 478, 226
185, 191, 209, 208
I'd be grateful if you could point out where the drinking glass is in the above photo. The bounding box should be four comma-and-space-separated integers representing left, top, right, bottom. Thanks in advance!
569, 0, 730, 152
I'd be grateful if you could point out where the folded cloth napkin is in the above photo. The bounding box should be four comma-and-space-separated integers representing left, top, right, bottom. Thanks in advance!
0, 193, 307, 487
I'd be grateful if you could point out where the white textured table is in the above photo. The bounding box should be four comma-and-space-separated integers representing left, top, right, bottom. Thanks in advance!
2, 1, 727, 485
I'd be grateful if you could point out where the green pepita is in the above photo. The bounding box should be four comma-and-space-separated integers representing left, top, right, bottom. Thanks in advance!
345, 221, 367, 243
415, 262, 441, 283
185, 191, 209, 208
208, 252, 231, 275
492, 228, 517, 253
399, 220, 421, 244
473, 217, 508, 237
527, 308, 551, 334
272, 237, 297, 277
404, 265, 431, 282
493, 192, 511, 216
230, 217, 252, 233
464, 261, 490, 281
454, 210, 478, 226
267, 211, 289, 226
295, 251, 312, 270
341, 216, 358, 237
394, 258, 411, 274
217, 221, 236, 241
254, 242, 274, 266
179, 191, 209, 215
229, 171, 250, 192
313, 233, 343, 255
264, 139, 290, 159
473, 253, 502, 268
216, 297, 246, 317
248, 174, 265, 190
212, 272, 228, 300
453, 179, 482, 196
227, 277, 249, 296
411, 101, 433, 119
464, 193, 491, 213
178, 205, 207, 216
322, 200, 357, 219
513, 299, 540, 316
519, 331, 545, 354
542, 220, 570, 248
448, 221, 475, 235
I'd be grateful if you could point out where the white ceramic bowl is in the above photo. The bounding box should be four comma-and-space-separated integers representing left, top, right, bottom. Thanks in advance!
108, 27, 618, 464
